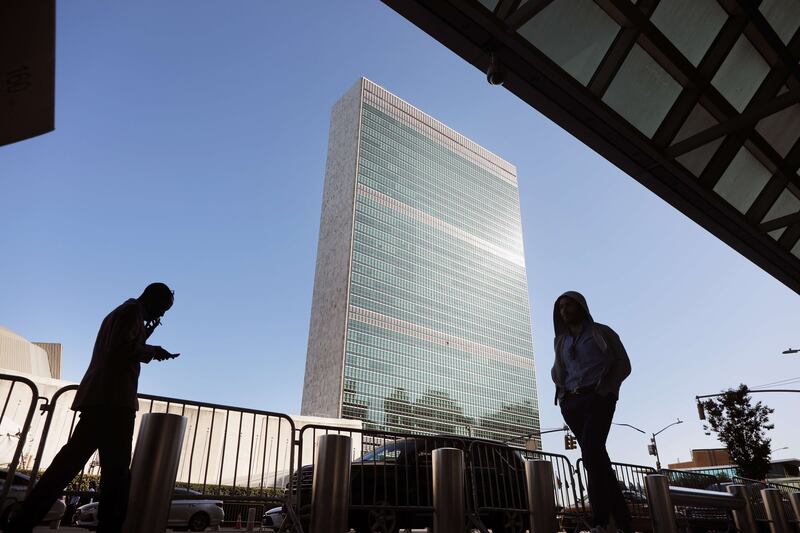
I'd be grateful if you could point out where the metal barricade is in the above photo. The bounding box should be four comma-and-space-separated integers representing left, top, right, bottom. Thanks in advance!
469, 445, 579, 533
732, 476, 792, 525
762, 488, 791, 533
766, 481, 800, 524
660, 468, 729, 528
294, 424, 467, 533
659, 469, 721, 490
465, 439, 529, 532
0, 373, 42, 507
576, 458, 655, 525
27, 384, 297, 530
646, 474, 757, 533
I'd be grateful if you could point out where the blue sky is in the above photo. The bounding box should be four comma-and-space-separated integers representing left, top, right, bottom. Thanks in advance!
1, 1, 798, 468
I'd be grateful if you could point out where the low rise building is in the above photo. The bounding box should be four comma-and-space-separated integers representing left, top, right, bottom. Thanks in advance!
669, 448, 800, 486
0, 325, 361, 489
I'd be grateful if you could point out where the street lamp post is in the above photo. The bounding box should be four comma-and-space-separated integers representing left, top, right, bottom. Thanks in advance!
782, 348, 799, 354
652, 420, 683, 471
613, 419, 683, 470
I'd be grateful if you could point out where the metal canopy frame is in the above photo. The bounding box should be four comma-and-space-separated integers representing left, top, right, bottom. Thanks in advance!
381, 0, 800, 294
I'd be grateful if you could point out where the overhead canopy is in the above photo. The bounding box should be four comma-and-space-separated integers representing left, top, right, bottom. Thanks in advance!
382, 0, 800, 294
0, 1, 55, 147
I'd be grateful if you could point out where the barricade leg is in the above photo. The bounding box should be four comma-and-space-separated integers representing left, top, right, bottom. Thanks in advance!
645, 474, 678, 533
790, 492, 800, 523
727, 485, 758, 533
122, 413, 187, 533
310, 434, 351, 533
433, 448, 465, 533
526, 460, 557, 533
761, 488, 789, 533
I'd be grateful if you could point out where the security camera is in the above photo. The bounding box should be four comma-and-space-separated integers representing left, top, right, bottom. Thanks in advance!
486, 53, 506, 86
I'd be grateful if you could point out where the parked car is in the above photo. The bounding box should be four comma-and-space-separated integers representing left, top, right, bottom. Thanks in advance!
72, 487, 224, 531
621, 488, 647, 504
290, 436, 533, 533
0, 470, 66, 527
262, 506, 285, 531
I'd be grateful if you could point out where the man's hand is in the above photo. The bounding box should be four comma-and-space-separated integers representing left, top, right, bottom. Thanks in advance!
153, 346, 180, 361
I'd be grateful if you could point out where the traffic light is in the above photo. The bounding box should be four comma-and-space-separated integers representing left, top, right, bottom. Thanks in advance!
696, 401, 706, 420
648, 437, 657, 456
564, 433, 577, 450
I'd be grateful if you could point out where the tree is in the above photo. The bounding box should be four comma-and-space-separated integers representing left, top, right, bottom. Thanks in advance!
701, 384, 774, 480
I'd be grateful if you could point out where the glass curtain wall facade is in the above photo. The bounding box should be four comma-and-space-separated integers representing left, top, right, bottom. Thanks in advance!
302, 78, 539, 443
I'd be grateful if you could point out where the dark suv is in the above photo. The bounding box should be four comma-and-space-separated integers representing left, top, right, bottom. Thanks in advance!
290, 436, 533, 533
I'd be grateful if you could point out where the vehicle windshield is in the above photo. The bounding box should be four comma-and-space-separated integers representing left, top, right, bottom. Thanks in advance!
356, 440, 413, 463
173, 487, 202, 497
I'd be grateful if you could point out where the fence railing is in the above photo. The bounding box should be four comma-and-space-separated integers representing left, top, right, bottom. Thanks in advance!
575, 458, 655, 522
292, 425, 585, 533
29, 384, 296, 502
0, 373, 43, 506
733, 475, 800, 525
11, 380, 800, 533
293, 424, 470, 532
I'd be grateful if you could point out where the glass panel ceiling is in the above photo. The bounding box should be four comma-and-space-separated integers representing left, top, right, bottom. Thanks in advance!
651, 0, 727, 67
755, 103, 800, 158
713, 147, 772, 214
676, 138, 724, 177
517, 0, 620, 86
711, 35, 771, 113
673, 103, 717, 145
763, 188, 800, 223
769, 228, 787, 241
758, 0, 800, 45
602, 44, 682, 138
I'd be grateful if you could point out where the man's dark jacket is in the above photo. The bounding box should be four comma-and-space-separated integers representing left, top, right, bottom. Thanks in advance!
72, 299, 157, 411
551, 291, 631, 405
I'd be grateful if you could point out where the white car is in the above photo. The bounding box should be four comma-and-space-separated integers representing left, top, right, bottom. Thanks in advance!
0, 470, 66, 527
73, 487, 224, 531
262, 506, 285, 531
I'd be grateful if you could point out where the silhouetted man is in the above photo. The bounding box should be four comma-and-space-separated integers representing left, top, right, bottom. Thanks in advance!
551, 291, 632, 533
5, 283, 178, 533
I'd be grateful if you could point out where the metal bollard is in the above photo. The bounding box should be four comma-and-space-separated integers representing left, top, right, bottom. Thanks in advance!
433, 448, 465, 533
727, 485, 758, 533
122, 413, 187, 533
790, 492, 800, 523
645, 474, 678, 533
246, 507, 256, 531
525, 460, 557, 533
310, 434, 352, 533
761, 488, 790, 533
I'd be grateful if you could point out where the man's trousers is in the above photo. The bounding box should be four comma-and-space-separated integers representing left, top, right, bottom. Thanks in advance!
6, 407, 135, 533
561, 392, 632, 532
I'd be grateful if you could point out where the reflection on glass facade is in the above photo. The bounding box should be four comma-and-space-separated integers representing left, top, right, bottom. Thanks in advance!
303, 79, 539, 443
